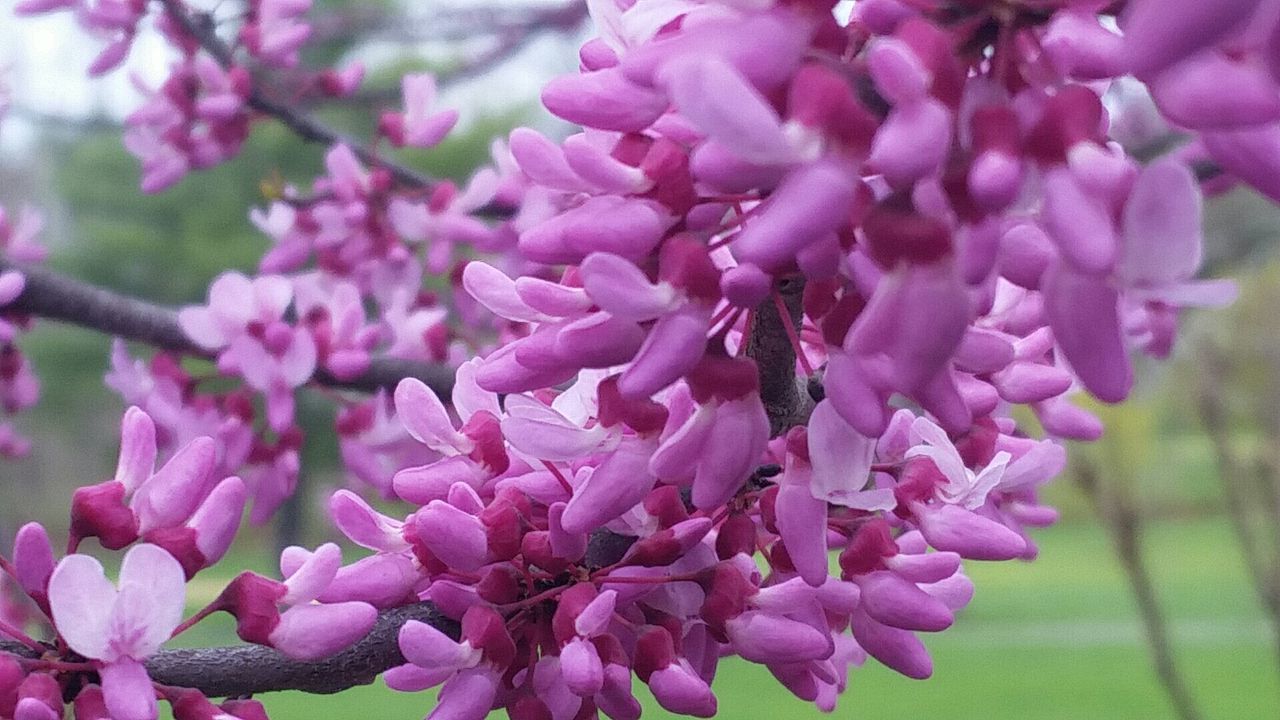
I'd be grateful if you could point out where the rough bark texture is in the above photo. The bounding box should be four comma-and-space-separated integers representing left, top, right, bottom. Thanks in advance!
745, 275, 814, 436
0, 259, 453, 395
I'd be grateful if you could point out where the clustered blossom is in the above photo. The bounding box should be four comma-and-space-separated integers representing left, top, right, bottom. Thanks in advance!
0, 206, 47, 458
0, 409, 375, 720
0, 0, 1271, 718
14, 0, 340, 192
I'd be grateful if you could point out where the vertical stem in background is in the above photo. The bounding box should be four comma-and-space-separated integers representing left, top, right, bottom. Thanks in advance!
1196, 347, 1280, 673
745, 275, 813, 437
1073, 458, 1205, 720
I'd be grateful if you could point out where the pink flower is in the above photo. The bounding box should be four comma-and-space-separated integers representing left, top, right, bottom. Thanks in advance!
48, 544, 186, 720
380, 74, 459, 149
179, 272, 316, 431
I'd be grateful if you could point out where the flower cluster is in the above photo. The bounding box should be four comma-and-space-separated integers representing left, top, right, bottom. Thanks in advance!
0, 0, 1271, 718
0, 206, 47, 457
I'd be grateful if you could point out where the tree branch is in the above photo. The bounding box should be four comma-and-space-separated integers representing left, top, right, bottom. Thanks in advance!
0, 602, 455, 697
0, 260, 454, 396
1073, 458, 1204, 720
746, 276, 813, 436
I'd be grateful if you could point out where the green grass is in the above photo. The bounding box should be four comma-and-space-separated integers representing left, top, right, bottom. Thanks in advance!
166, 517, 1280, 720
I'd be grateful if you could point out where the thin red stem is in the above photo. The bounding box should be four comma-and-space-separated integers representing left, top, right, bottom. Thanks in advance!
0, 618, 44, 653
771, 289, 814, 376
171, 599, 226, 639
542, 460, 574, 495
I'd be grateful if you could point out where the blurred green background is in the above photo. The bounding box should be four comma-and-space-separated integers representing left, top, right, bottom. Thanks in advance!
4, 2, 1280, 718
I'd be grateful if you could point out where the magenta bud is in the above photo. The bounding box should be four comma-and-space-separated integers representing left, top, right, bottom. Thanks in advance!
219, 572, 286, 644
72, 686, 112, 720
13, 522, 53, 603
733, 160, 858, 271
69, 481, 139, 551
561, 638, 605, 696
648, 663, 717, 718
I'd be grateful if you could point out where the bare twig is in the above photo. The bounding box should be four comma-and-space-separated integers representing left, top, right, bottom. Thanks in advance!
0, 259, 454, 396
1195, 346, 1280, 670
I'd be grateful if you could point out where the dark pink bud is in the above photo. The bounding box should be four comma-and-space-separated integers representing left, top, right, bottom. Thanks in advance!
838, 518, 899, 577
658, 235, 721, 304
221, 698, 270, 720
218, 571, 287, 644
168, 688, 224, 720
686, 356, 759, 404
861, 195, 951, 268
715, 514, 757, 560
633, 626, 677, 682
144, 525, 205, 579
462, 606, 516, 667
597, 375, 669, 434
69, 481, 139, 550
73, 686, 111, 720
1025, 86, 1104, 164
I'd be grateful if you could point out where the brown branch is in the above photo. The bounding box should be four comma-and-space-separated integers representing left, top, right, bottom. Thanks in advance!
0, 259, 454, 396
1074, 458, 1205, 720
0, 529, 630, 698
746, 275, 813, 436
1195, 346, 1280, 670
157, 0, 434, 190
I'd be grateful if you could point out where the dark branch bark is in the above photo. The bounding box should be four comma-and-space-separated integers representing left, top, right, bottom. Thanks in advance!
148, 603, 457, 696
0, 259, 453, 396
746, 276, 813, 436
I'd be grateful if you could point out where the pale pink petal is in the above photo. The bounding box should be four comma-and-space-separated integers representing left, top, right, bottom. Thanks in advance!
100, 657, 157, 720
110, 544, 186, 658
394, 378, 464, 452
329, 490, 409, 552
1120, 158, 1203, 285
114, 406, 157, 493
807, 400, 883, 509
462, 262, 545, 323
48, 554, 117, 659
281, 542, 342, 605
399, 619, 479, 670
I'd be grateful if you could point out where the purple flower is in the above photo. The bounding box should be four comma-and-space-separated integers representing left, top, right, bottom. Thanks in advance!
48, 544, 185, 720
179, 272, 316, 431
